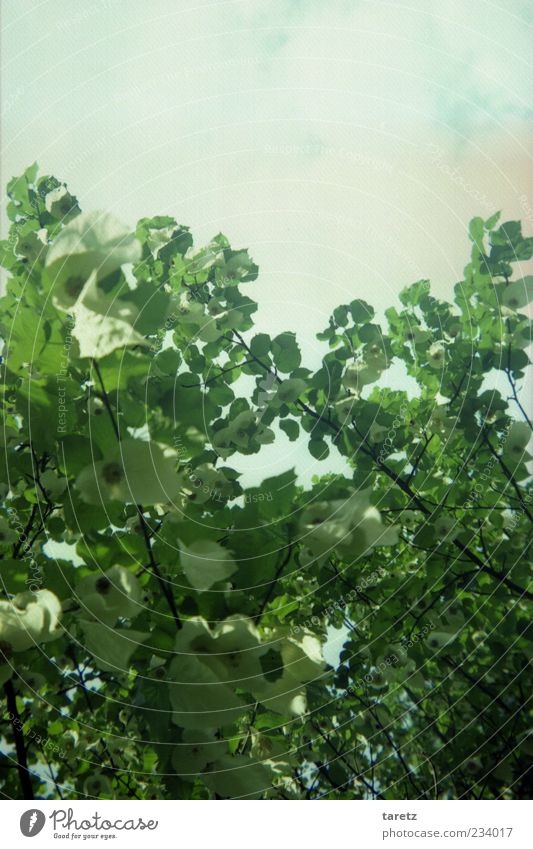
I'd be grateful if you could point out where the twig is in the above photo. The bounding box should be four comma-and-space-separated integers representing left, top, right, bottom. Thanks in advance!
92, 359, 121, 441
92, 358, 181, 629
482, 433, 533, 524
259, 545, 293, 614
136, 508, 182, 630
229, 335, 533, 601
4, 681, 34, 799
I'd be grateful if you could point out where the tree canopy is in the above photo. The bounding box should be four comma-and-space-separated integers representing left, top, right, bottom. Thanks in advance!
0, 163, 531, 800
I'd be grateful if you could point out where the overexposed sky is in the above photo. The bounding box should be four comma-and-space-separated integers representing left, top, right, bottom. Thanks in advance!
1, 0, 532, 483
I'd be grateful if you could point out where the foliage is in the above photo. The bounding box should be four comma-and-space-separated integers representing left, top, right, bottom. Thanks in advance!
0, 165, 532, 800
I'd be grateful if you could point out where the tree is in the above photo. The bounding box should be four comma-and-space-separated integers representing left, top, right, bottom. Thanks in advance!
0, 164, 531, 800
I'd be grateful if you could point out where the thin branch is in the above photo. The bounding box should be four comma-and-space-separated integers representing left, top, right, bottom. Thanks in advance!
505, 369, 532, 429
136, 508, 182, 630
92, 358, 181, 629
448, 373, 467, 407
407, 432, 435, 483
354, 694, 423, 798
4, 680, 34, 799
92, 359, 121, 441
12, 504, 38, 559
482, 433, 533, 523
41, 748, 64, 800
311, 721, 379, 797
203, 359, 254, 387
259, 545, 293, 614
229, 334, 533, 601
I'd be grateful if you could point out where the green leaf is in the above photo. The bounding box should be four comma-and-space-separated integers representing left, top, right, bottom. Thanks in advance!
484, 211, 501, 230
308, 438, 329, 460
250, 333, 271, 358
280, 419, 300, 441
271, 332, 301, 372
468, 217, 485, 251
399, 279, 430, 307
348, 299, 375, 323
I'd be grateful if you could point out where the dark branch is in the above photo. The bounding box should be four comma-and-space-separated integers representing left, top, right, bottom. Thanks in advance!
4, 680, 34, 799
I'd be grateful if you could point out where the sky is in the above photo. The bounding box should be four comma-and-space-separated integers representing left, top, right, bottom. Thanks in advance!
1, 0, 532, 487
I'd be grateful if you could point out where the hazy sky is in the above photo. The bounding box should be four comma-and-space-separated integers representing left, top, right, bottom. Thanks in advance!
2, 0, 532, 485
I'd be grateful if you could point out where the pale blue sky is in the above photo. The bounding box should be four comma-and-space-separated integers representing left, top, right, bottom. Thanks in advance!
2, 0, 532, 485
